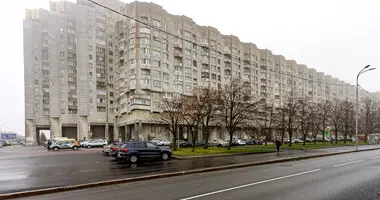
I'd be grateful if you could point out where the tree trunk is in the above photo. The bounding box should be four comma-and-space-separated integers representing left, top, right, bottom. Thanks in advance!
322, 124, 325, 144
172, 131, 177, 151
344, 133, 347, 144
303, 134, 306, 146
191, 128, 196, 152
281, 128, 285, 144
288, 132, 292, 147
203, 128, 209, 149
228, 132, 233, 150
335, 131, 338, 144
314, 135, 317, 144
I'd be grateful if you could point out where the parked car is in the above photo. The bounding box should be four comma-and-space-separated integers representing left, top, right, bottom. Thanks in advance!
247, 139, 263, 145
49, 141, 79, 151
298, 138, 312, 143
102, 144, 115, 155
117, 141, 172, 164
236, 139, 247, 146
209, 139, 228, 147
0, 142, 3, 148
150, 138, 163, 145
80, 140, 93, 147
157, 139, 171, 146
108, 143, 125, 158
85, 139, 108, 148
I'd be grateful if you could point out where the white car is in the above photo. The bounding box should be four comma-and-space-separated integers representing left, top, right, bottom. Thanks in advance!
85, 139, 108, 148
158, 139, 171, 146
236, 139, 247, 145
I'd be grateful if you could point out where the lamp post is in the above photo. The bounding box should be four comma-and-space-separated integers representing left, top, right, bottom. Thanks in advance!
356, 65, 376, 151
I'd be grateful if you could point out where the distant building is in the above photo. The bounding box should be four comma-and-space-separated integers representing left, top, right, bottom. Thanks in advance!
24, 0, 372, 145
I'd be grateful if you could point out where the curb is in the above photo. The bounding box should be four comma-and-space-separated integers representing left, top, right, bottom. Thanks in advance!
1, 147, 380, 200
172, 150, 277, 160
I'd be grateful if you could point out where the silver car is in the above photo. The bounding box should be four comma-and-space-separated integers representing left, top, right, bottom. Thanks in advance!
49, 141, 78, 151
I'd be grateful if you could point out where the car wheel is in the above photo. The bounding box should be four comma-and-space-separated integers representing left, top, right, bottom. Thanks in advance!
53, 147, 59, 151
161, 152, 169, 161
73, 146, 78, 151
129, 155, 138, 164
87, 145, 91, 149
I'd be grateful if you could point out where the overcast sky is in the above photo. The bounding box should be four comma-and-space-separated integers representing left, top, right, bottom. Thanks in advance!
0, 0, 379, 135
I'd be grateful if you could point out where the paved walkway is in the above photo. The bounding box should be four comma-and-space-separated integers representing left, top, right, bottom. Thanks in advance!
0, 145, 379, 194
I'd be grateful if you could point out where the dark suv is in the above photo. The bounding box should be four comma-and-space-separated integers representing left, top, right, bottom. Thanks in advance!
117, 141, 172, 164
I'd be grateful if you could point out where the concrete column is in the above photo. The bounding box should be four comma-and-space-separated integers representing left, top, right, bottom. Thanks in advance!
105, 123, 109, 142
49, 117, 61, 139
113, 117, 119, 142
134, 123, 138, 140
125, 124, 129, 141
78, 116, 89, 140
138, 121, 143, 141
25, 119, 37, 145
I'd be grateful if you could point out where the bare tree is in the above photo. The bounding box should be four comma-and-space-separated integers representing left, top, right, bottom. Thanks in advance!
342, 100, 354, 143
283, 93, 302, 147
360, 97, 379, 142
317, 100, 332, 143
256, 100, 280, 146
310, 104, 321, 144
299, 99, 312, 146
160, 96, 184, 150
200, 89, 220, 149
218, 78, 258, 150
330, 99, 345, 144
182, 93, 202, 152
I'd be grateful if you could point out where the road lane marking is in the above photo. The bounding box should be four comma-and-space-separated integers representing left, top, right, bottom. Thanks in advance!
178, 169, 321, 200
371, 156, 380, 160
333, 160, 364, 167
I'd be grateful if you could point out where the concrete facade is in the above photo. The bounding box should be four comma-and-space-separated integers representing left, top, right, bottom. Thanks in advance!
24, 0, 372, 144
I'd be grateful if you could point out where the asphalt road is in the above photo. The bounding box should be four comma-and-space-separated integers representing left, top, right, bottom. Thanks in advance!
20, 149, 380, 200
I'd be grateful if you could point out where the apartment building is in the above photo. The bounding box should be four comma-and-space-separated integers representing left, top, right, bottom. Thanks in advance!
24, 0, 369, 144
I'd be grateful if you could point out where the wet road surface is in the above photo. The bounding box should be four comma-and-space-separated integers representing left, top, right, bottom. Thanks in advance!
20, 149, 380, 200
1, 145, 379, 195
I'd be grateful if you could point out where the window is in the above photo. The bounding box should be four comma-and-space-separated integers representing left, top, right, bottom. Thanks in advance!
153, 70, 161, 77
110, 92, 114, 97
61, 109, 65, 114
60, 52, 64, 57
140, 79, 150, 85
134, 142, 146, 148
147, 143, 157, 148
109, 67, 113, 71
174, 84, 183, 90
185, 59, 191, 66
163, 73, 169, 80
140, 58, 150, 64
185, 76, 191, 82
130, 69, 136, 74
109, 84, 114, 88
89, 54, 93, 60
35, 80, 38, 84
110, 100, 114, 104
153, 80, 161, 87
163, 82, 169, 89
97, 107, 106, 112
152, 50, 160, 57
109, 59, 113, 63
89, 63, 93, 68
109, 75, 113, 80
97, 56, 104, 61
129, 59, 135, 64
140, 48, 150, 54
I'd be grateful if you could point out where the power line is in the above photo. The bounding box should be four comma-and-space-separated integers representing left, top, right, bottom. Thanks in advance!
87, 0, 356, 88
358, 84, 380, 102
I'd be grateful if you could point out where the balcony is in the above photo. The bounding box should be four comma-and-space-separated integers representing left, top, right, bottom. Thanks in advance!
140, 64, 151, 70
173, 42, 182, 48
174, 52, 183, 57
174, 62, 183, 67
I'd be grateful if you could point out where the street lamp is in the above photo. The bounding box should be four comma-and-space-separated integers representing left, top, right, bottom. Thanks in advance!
356, 65, 376, 151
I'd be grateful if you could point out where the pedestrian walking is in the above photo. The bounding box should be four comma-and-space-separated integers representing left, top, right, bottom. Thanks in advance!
47, 139, 52, 151
275, 138, 282, 155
